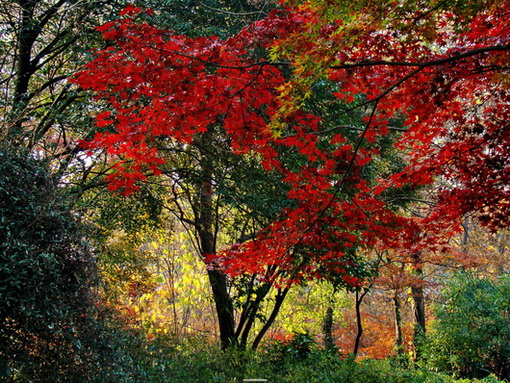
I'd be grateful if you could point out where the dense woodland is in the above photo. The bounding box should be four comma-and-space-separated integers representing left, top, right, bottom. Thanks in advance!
1, 0, 509, 382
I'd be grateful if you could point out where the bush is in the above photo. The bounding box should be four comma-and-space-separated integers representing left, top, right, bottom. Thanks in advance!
262, 331, 318, 362
423, 272, 510, 380
134, 332, 506, 383
0, 146, 142, 382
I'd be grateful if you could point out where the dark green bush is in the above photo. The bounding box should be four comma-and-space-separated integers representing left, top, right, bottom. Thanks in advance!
423, 272, 510, 380
263, 331, 318, 362
0, 146, 141, 382
135, 333, 506, 383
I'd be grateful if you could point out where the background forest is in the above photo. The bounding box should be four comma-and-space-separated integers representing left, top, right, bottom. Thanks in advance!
1, 0, 509, 382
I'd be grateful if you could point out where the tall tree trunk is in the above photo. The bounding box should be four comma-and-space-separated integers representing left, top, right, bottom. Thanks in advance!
353, 289, 368, 357
207, 269, 236, 349
410, 251, 425, 360
393, 290, 403, 355
461, 217, 470, 253
197, 137, 236, 349
322, 306, 335, 352
14, 0, 37, 103
9, 0, 37, 139
496, 230, 508, 275
237, 282, 271, 350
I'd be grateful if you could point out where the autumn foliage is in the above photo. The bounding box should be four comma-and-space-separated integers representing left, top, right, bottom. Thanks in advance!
73, 1, 510, 288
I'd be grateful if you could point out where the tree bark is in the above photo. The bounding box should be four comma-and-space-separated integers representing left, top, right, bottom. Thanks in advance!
353, 289, 368, 357
207, 269, 236, 349
461, 217, 470, 253
237, 281, 271, 349
9, 0, 38, 139
197, 135, 236, 349
393, 291, 403, 355
496, 230, 508, 275
251, 287, 289, 350
322, 306, 335, 352
410, 251, 426, 360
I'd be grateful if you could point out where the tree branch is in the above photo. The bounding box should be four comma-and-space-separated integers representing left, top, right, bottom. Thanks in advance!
330, 44, 510, 70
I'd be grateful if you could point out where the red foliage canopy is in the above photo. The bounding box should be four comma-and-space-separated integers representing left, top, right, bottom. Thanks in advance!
73, 2, 510, 287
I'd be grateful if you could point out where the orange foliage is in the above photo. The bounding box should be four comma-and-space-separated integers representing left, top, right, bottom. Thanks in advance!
334, 301, 413, 359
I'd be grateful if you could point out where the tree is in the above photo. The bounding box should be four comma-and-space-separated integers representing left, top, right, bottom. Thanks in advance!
270, 0, 509, 358
73, 5, 380, 348
73, 0, 509, 349
1, 0, 120, 147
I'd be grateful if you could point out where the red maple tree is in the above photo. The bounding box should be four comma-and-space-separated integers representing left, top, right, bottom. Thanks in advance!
73, 1, 509, 347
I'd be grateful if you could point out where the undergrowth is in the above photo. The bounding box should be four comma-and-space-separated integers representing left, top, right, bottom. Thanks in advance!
131, 333, 506, 383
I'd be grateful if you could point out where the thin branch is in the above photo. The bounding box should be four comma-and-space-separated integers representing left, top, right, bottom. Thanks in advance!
150, 43, 509, 72
330, 44, 510, 70
318, 124, 407, 136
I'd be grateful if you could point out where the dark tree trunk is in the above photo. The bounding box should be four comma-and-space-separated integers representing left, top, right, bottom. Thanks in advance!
197, 136, 236, 349
461, 217, 470, 253
251, 287, 289, 350
237, 281, 271, 350
410, 252, 426, 360
207, 269, 237, 349
14, 0, 37, 103
393, 291, 403, 355
9, 0, 37, 139
353, 289, 368, 357
322, 306, 335, 352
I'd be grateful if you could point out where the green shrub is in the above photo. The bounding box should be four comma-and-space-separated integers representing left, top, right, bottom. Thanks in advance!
0, 146, 142, 382
136, 333, 506, 383
423, 272, 510, 380
262, 331, 318, 362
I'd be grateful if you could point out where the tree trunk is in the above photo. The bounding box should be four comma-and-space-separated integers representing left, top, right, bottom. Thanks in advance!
9, 0, 37, 139
393, 291, 403, 355
237, 281, 271, 350
207, 269, 236, 349
461, 217, 470, 253
197, 136, 236, 349
14, 0, 37, 103
496, 230, 508, 275
410, 252, 425, 360
322, 306, 335, 352
353, 289, 368, 357
251, 287, 289, 350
